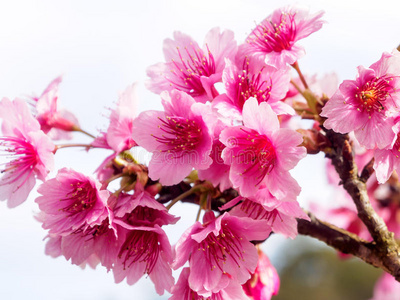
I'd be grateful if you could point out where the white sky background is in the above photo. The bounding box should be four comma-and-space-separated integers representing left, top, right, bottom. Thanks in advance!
1, 0, 400, 299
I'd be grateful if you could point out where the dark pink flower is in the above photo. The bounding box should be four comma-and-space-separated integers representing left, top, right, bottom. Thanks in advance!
198, 120, 232, 191
132, 90, 214, 185
173, 211, 271, 294
0, 98, 54, 207
240, 6, 324, 69
113, 224, 174, 295
220, 98, 306, 199
114, 191, 179, 227
242, 249, 280, 300
169, 267, 249, 300
226, 194, 309, 239
36, 168, 110, 235
213, 58, 293, 120
321, 50, 400, 149
147, 28, 237, 103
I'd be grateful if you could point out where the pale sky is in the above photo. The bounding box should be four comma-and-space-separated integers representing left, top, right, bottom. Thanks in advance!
1, 0, 400, 299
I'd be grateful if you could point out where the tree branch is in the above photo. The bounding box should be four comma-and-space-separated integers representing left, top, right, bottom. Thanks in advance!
323, 129, 400, 281
297, 211, 395, 273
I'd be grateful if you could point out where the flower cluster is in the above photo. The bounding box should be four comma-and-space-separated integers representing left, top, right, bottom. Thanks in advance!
3, 3, 400, 299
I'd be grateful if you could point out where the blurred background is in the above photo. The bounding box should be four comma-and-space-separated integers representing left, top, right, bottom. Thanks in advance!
0, 0, 399, 299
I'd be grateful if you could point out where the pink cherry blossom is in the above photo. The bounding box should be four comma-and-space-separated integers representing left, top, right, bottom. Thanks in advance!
197, 120, 232, 191
113, 224, 174, 295
32, 76, 79, 140
113, 191, 179, 227
321, 50, 400, 149
169, 267, 249, 300
371, 272, 400, 300
106, 83, 138, 153
0, 98, 54, 207
131, 89, 214, 185
240, 6, 324, 69
226, 194, 309, 239
213, 58, 293, 120
220, 98, 306, 199
36, 168, 110, 235
146, 28, 237, 103
173, 211, 271, 294
242, 249, 280, 300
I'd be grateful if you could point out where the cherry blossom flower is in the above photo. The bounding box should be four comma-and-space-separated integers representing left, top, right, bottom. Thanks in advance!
226, 194, 309, 239
36, 168, 110, 235
213, 58, 293, 121
147, 28, 237, 103
113, 191, 179, 227
131, 89, 214, 185
106, 83, 138, 153
32, 76, 79, 140
242, 249, 280, 300
173, 211, 271, 294
371, 272, 400, 300
220, 98, 306, 199
240, 6, 324, 69
113, 224, 174, 295
0, 98, 54, 207
169, 267, 249, 300
321, 50, 400, 149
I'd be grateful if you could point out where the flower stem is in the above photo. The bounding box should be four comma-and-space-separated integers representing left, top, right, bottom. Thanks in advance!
291, 61, 309, 89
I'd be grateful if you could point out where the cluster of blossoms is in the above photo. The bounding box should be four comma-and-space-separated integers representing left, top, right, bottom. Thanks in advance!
2, 4, 400, 299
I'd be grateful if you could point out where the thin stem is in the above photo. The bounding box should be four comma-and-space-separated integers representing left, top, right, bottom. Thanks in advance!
166, 186, 199, 210
195, 205, 202, 222
55, 144, 93, 151
291, 61, 309, 89
74, 127, 96, 139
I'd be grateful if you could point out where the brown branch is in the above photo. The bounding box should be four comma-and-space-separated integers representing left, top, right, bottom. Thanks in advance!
323, 129, 400, 281
297, 211, 396, 273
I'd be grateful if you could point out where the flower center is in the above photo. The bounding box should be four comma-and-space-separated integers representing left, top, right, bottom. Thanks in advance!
235, 128, 277, 185
0, 136, 38, 185
355, 76, 394, 114
198, 224, 244, 273
153, 116, 202, 154
118, 230, 160, 274
236, 60, 273, 110
61, 181, 97, 215
247, 12, 296, 53
167, 44, 216, 97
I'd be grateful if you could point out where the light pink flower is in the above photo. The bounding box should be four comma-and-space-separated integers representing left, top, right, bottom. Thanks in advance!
131, 89, 214, 185
0, 98, 54, 207
240, 6, 324, 69
173, 211, 271, 294
106, 83, 138, 153
242, 249, 280, 300
373, 120, 400, 183
220, 98, 306, 199
169, 267, 249, 300
32, 76, 79, 140
371, 272, 400, 300
113, 224, 174, 295
321, 50, 400, 149
213, 59, 293, 120
147, 28, 237, 103
36, 168, 110, 235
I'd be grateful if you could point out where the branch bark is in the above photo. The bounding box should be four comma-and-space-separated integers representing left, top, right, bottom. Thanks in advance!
297, 211, 395, 273
320, 129, 400, 281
